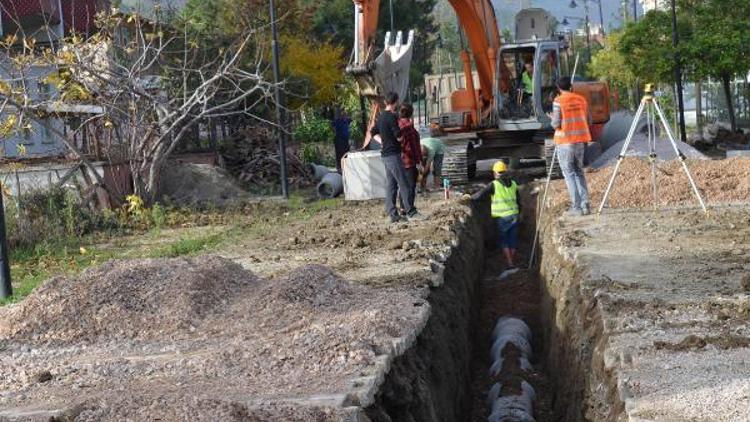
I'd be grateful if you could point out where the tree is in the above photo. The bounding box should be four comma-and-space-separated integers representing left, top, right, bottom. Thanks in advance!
682, 0, 750, 132
280, 35, 345, 107
618, 11, 677, 85
589, 32, 638, 107
1, 9, 278, 204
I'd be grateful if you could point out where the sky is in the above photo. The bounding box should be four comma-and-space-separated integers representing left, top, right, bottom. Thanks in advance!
491, 0, 642, 33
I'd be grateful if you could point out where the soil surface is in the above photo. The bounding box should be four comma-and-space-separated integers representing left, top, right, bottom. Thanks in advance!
0, 194, 468, 421
552, 156, 750, 209
545, 206, 750, 421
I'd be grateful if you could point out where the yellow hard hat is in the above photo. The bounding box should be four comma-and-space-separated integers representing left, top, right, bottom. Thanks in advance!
492, 161, 508, 174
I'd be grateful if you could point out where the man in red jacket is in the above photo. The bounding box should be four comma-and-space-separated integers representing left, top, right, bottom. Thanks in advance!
397, 103, 422, 215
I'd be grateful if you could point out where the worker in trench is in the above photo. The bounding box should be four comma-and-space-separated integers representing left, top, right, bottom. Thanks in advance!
461, 161, 521, 269
418, 126, 445, 192
548, 76, 592, 216
370, 92, 424, 223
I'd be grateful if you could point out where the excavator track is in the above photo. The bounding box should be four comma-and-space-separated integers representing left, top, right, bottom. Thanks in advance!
442, 142, 477, 185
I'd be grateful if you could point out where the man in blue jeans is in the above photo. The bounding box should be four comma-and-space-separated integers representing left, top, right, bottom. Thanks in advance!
371, 92, 423, 223
549, 76, 592, 216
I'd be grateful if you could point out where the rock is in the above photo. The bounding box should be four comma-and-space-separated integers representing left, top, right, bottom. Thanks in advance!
741, 274, 750, 292
32, 371, 52, 384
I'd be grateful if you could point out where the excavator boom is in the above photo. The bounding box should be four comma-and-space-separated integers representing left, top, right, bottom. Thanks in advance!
350, 0, 507, 127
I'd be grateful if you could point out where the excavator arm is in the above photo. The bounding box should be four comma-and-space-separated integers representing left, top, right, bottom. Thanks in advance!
350, 0, 508, 127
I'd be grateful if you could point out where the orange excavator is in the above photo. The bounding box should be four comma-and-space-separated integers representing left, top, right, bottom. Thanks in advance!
347, 2, 611, 183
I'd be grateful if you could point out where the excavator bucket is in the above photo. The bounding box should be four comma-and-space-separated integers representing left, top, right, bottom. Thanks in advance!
348, 30, 415, 102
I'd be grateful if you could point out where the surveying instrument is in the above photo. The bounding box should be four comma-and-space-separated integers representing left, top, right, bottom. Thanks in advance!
596, 83, 708, 216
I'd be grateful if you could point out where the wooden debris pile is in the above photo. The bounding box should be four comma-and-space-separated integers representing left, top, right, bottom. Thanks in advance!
220, 126, 312, 189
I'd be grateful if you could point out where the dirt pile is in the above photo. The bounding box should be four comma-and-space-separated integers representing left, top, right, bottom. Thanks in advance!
552, 157, 750, 208
0, 257, 428, 418
159, 163, 251, 206
0, 256, 256, 343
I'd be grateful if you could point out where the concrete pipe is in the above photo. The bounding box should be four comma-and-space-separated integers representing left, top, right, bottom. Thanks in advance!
490, 334, 533, 360
492, 317, 532, 342
487, 382, 502, 405
489, 381, 537, 421
308, 163, 332, 181
317, 172, 343, 199
489, 357, 505, 377
489, 399, 536, 422
488, 410, 536, 422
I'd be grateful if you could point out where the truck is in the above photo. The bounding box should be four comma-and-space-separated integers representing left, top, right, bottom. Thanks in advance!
347, 2, 611, 183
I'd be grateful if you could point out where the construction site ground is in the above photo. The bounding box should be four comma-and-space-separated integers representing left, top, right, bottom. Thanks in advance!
0, 192, 467, 421
544, 206, 750, 420
1, 156, 750, 421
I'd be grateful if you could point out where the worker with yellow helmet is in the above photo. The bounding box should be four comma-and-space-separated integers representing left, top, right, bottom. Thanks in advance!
463, 160, 521, 269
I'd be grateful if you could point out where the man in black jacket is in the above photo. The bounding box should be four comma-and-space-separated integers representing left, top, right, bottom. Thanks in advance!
371, 92, 423, 223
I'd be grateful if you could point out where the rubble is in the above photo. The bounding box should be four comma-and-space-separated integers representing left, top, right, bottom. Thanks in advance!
220, 125, 312, 189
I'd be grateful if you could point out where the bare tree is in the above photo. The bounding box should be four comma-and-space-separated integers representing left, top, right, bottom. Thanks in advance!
0, 6, 279, 204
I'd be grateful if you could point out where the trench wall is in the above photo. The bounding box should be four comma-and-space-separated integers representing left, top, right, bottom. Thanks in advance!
365, 205, 489, 422
537, 216, 624, 421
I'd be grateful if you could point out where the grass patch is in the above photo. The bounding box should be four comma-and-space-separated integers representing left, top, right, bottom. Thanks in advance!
1, 225, 244, 305
148, 232, 225, 258
0, 190, 346, 305
2, 241, 121, 305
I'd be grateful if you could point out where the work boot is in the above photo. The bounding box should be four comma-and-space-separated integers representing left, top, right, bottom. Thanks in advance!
581, 203, 591, 216
390, 215, 405, 224
564, 208, 582, 217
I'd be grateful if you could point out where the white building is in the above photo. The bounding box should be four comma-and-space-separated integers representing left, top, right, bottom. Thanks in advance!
641, 0, 667, 12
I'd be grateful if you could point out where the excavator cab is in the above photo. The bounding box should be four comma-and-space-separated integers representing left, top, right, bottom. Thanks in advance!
496, 8, 560, 131
497, 41, 561, 131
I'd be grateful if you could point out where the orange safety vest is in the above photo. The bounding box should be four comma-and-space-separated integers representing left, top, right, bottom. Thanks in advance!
553, 92, 592, 145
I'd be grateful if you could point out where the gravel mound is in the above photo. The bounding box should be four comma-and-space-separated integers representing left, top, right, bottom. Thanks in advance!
0, 256, 257, 343
553, 157, 750, 208
591, 134, 707, 169
159, 163, 250, 206
274, 264, 354, 306
0, 259, 427, 418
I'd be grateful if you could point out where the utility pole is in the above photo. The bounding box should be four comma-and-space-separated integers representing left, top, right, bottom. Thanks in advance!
671, 0, 687, 142
0, 183, 12, 299
633, 0, 638, 21
596, 0, 605, 35
269, 0, 289, 198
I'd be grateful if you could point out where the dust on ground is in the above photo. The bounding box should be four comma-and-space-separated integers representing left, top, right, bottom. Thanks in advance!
552, 156, 750, 209
0, 193, 469, 420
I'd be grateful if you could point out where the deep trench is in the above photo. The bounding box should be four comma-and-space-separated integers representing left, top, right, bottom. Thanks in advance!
365, 184, 615, 422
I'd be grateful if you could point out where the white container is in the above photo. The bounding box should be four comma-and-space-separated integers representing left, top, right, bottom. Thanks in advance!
342, 151, 388, 201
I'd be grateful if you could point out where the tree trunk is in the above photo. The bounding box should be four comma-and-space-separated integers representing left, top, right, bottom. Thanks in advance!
694, 81, 703, 140
721, 73, 737, 132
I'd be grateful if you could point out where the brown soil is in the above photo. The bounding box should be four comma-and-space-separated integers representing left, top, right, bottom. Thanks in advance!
0, 193, 470, 420
552, 157, 750, 208
468, 228, 555, 421
654, 334, 750, 351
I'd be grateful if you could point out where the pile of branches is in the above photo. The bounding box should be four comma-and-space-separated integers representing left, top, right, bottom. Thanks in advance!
220, 126, 312, 189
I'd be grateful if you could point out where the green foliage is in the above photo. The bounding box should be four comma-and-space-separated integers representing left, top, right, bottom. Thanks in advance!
618, 11, 677, 85
149, 233, 224, 258
293, 114, 334, 144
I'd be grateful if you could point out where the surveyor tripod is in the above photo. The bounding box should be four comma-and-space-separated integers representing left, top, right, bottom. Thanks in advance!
596, 84, 708, 216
